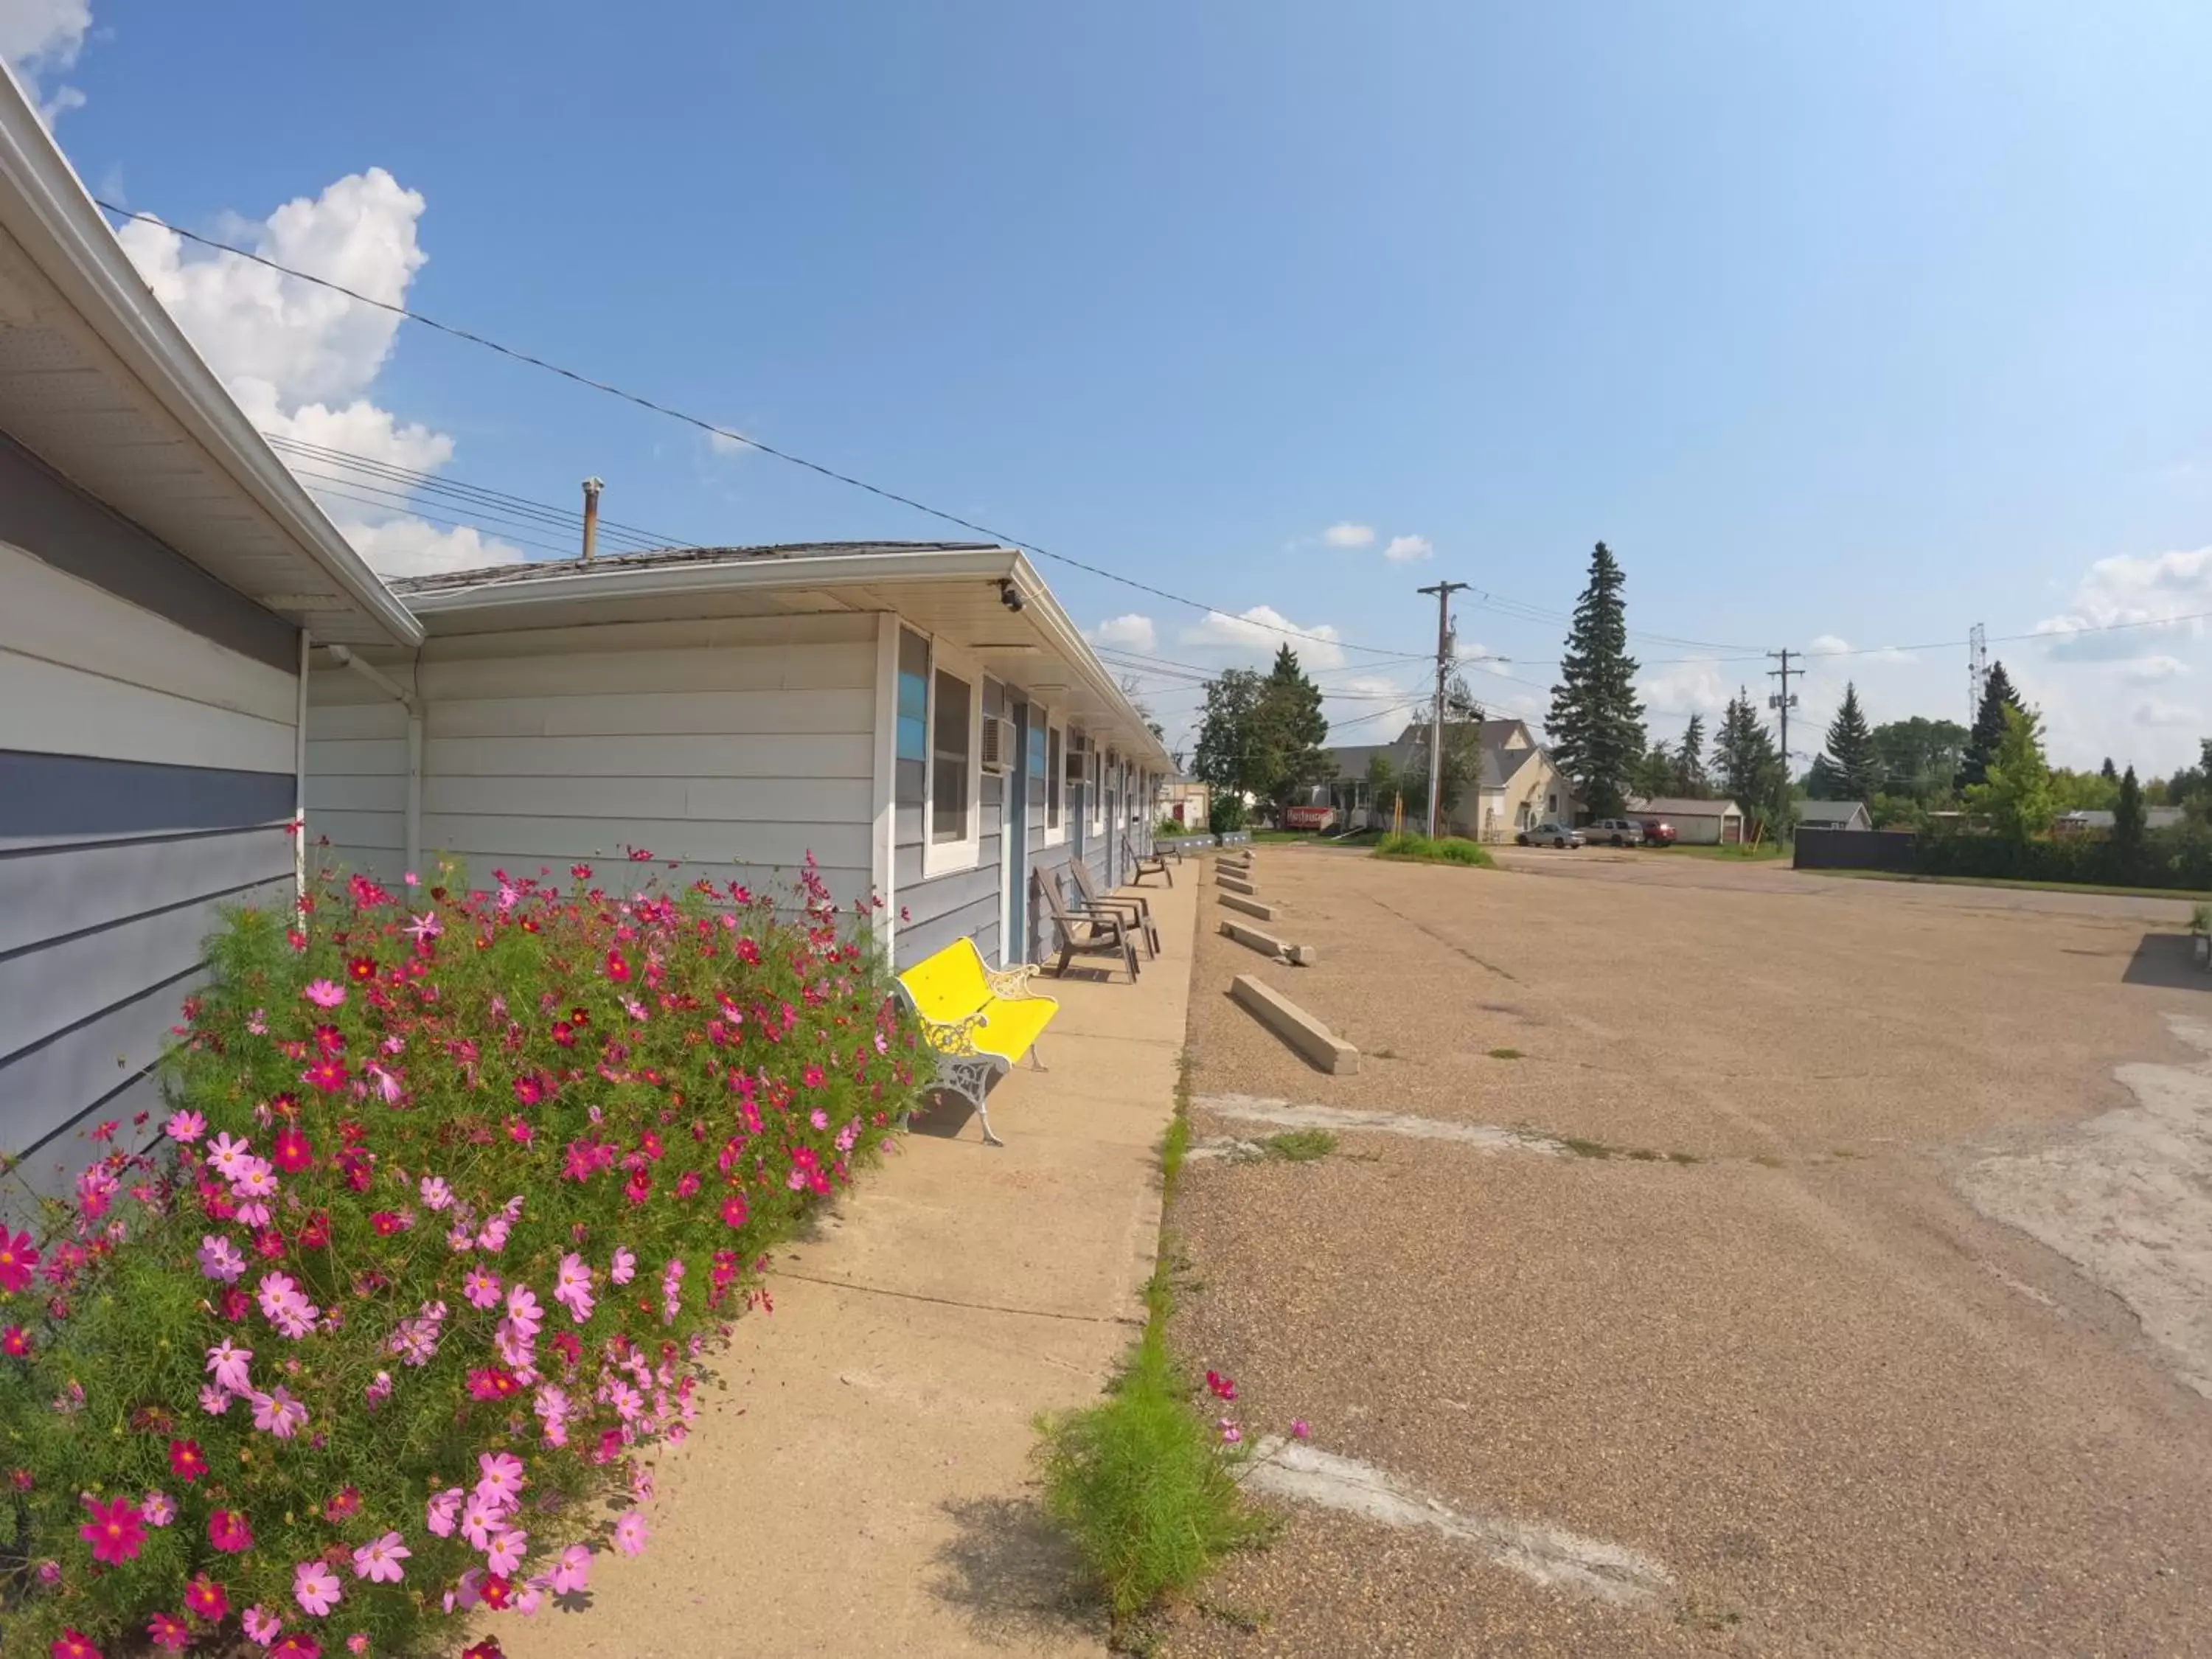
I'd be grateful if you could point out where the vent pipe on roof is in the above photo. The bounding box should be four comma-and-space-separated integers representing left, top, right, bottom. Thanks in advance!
580, 476, 604, 562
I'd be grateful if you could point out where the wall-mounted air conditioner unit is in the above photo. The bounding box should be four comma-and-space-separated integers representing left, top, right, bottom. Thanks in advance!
980, 714, 1015, 775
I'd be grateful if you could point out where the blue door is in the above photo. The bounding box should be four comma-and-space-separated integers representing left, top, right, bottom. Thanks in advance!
1006, 703, 1029, 966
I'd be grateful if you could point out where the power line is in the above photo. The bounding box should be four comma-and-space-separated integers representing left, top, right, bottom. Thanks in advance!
98, 201, 1416, 661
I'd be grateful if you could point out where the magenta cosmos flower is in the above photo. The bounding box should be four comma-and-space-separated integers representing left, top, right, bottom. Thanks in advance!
0, 1228, 39, 1294
49, 1632, 100, 1659
209, 1508, 254, 1554
78, 1495, 146, 1565
146, 1613, 190, 1653
184, 1574, 229, 1621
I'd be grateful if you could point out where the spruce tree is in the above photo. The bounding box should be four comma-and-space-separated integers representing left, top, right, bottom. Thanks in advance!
1818, 682, 1880, 801
2114, 764, 2146, 869
1262, 644, 1332, 813
2101, 757, 2119, 783
1673, 713, 1707, 797
1957, 661, 2022, 790
1717, 687, 1785, 831
1545, 541, 1646, 818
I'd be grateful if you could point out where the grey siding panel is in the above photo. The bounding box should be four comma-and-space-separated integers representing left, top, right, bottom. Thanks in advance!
0, 432, 297, 672
0, 751, 293, 847
900, 889, 1000, 967
0, 968, 200, 1163
4, 1074, 169, 1220
902, 863, 997, 928
0, 825, 292, 955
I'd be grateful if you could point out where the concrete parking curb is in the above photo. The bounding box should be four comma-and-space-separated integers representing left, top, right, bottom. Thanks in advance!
1219, 917, 1316, 966
1220, 891, 1279, 921
1231, 973, 1359, 1073
1218, 873, 1259, 895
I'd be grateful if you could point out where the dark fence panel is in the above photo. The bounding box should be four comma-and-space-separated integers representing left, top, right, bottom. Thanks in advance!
1793, 827, 1919, 872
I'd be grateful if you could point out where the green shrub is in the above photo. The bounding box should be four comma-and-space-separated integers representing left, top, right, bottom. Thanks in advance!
0, 855, 926, 1658
1034, 1336, 1270, 1623
1913, 823, 2212, 891
1372, 833, 1493, 868
1208, 796, 1249, 835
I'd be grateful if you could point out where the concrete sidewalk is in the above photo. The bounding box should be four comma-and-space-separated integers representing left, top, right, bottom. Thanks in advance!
506, 867, 1199, 1659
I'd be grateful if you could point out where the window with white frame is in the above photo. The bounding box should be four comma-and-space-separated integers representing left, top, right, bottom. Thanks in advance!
1088, 744, 1103, 832
1046, 720, 1064, 843
922, 644, 981, 875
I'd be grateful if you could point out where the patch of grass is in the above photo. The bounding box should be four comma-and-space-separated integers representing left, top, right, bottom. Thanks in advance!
1486, 1046, 1523, 1060
1559, 1133, 1697, 1164
1666, 1150, 1701, 1166
1373, 832, 1495, 868
1262, 1128, 1337, 1162
1654, 841, 1788, 862
1559, 1135, 1618, 1160
1037, 1050, 1273, 1633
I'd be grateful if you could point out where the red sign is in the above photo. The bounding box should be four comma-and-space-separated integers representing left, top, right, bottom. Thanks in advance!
1284, 805, 1335, 830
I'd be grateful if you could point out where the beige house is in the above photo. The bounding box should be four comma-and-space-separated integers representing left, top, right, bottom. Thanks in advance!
1321, 717, 1570, 841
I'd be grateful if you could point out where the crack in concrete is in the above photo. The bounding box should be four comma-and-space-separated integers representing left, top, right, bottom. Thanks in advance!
1195, 1093, 1565, 1155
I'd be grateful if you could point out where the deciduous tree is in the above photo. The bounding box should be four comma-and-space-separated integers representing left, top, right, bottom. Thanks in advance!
1966, 703, 2056, 840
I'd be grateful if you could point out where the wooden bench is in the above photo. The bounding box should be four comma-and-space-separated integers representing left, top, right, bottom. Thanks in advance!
1124, 832, 1173, 886
894, 938, 1059, 1147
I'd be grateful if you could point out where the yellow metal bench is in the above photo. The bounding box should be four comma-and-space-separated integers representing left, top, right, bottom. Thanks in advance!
894, 938, 1059, 1146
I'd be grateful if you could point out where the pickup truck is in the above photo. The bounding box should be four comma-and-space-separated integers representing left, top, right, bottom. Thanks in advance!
1585, 818, 1646, 847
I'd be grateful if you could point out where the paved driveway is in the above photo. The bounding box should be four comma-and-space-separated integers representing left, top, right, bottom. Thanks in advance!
1162, 847, 2212, 1656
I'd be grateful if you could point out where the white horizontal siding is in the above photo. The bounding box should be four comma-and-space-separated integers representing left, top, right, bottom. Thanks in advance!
304, 622, 880, 906
0, 648, 294, 773
0, 540, 296, 726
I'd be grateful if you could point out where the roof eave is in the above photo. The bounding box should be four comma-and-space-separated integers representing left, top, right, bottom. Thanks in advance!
0, 68, 420, 647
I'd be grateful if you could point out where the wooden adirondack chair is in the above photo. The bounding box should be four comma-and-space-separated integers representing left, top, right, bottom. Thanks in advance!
1124, 832, 1172, 886
1068, 857, 1161, 956
1037, 869, 1140, 980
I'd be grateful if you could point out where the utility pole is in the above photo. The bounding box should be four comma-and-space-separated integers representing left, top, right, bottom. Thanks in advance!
1767, 648, 1802, 772
1418, 580, 1470, 838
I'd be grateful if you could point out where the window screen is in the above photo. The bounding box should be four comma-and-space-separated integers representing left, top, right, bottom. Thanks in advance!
931, 669, 973, 842
1047, 727, 1062, 830
895, 630, 929, 809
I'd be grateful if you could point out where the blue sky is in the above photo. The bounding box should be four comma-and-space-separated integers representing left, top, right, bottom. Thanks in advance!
11, 0, 2212, 768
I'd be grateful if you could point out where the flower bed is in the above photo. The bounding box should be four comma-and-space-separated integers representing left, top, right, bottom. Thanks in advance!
0, 855, 927, 1658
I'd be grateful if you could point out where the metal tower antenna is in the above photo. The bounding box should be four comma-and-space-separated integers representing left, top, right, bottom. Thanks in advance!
1968, 622, 1988, 724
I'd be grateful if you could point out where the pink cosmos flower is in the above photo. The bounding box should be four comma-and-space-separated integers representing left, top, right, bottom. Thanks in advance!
251, 1386, 309, 1439
347, 1638, 369, 1657
803, 1065, 826, 1090
79, 1495, 146, 1565
720, 1192, 748, 1229
462, 1266, 501, 1310
610, 1244, 637, 1285
206, 1338, 253, 1396
1290, 1418, 1312, 1440
405, 911, 441, 943
351, 1531, 410, 1584
419, 1175, 453, 1211
459, 1497, 503, 1551
294, 1559, 342, 1618
613, 1510, 647, 1557
35, 1560, 60, 1589
140, 1491, 175, 1526
549, 1543, 593, 1596
425, 1487, 463, 1537
164, 1110, 206, 1143
198, 1234, 246, 1283
206, 1133, 254, 1183
241, 1604, 279, 1644
303, 979, 347, 1009
1217, 1419, 1242, 1444
484, 1528, 529, 1576
476, 1450, 525, 1507
364, 1370, 394, 1411
553, 1253, 594, 1321
506, 1283, 543, 1337
0, 1228, 38, 1294
810, 1107, 830, 1131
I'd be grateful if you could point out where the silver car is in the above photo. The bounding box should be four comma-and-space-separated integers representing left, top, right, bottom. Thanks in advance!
1517, 821, 1585, 849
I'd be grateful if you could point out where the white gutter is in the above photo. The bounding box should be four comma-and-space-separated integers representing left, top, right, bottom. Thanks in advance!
293, 628, 310, 900
1002, 552, 1175, 772
326, 645, 422, 879
0, 67, 421, 649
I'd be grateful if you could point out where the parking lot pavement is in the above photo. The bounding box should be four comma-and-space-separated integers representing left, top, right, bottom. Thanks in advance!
1160, 847, 2212, 1657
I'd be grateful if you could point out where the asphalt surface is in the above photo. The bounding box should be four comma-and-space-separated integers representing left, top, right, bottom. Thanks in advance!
1159, 846, 2212, 1658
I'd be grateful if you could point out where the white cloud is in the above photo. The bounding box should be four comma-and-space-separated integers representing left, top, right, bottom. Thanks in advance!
0, 0, 92, 123
1382, 534, 1433, 564
1806, 633, 1915, 665
1636, 656, 1734, 719
2124, 655, 2191, 684
2035, 544, 2212, 661
1091, 613, 1158, 655
1321, 522, 1375, 549
116, 170, 524, 577
1179, 605, 1347, 671
2133, 697, 2198, 729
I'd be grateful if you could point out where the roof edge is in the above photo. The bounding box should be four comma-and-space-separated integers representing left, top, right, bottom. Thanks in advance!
0, 68, 420, 647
